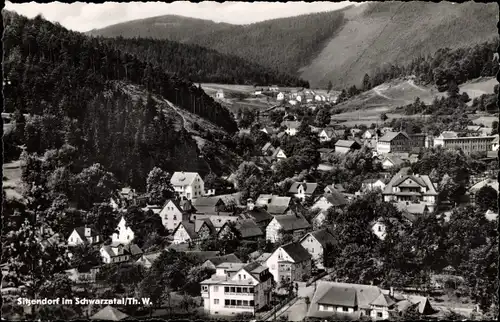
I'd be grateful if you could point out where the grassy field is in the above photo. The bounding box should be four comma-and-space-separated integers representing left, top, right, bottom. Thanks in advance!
331, 77, 496, 126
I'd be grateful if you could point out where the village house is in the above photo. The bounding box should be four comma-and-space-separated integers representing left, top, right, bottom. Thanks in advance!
215, 90, 224, 99
111, 217, 135, 245
281, 120, 302, 136
238, 199, 273, 229
324, 184, 346, 194
218, 218, 264, 241
171, 218, 216, 244
335, 140, 361, 154
408, 133, 428, 149
201, 254, 242, 270
200, 262, 273, 315
265, 213, 311, 243
363, 129, 377, 140
260, 126, 276, 136
299, 229, 336, 270
65, 266, 100, 284
379, 154, 405, 170
395, 201, 429, 216
67, 226, 100, 247
271, 147, 287, 161
135, 251, 162, 269
376, 132, 411, 154
256, 194, 293, 216
382, 168, 438, 212
468, 178, 499, 205
269, 85, 279, 92
193, 214, 239, 232
262, 142, 276, 156
360, 179, 386, 193
100, 243, 143, 264
277, 92, 285, 101
370, 217, 408, 241
158, 198, 193, 232
318, 128, 336, 142
265, 242, 312, 287
306, 281, 435, 320
170, 171, 205, 200
118, 187, 136, 201
312, 192, 349, 213
191, 196, 227, 216
433, 133, 497, 156
288, 181, 319, 201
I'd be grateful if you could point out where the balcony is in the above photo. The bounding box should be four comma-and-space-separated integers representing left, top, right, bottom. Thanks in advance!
224, 305, 254, 310
225, 292, 254, 296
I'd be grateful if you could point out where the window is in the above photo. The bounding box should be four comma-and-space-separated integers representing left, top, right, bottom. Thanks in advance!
202, 285, 208, 292
243, 274, 246, 279
214, 299, 219, 305
343, 307, 349, 312
224, 287, 229, 293
225, 300, 230, 306
243, 300, 249, 306
236, 287, 242, 293
236, 300, 242, 306
311, 248, 314, 253
230, 287, 235, 293
378, 226, 382, 232
377, 312, 383, 318
250, 300, 254, 307
238, 274, 241, 280
173, 215, 177, 220
214, 286, 219, 292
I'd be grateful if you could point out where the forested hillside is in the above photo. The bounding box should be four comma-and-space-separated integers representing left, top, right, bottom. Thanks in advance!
2, 11, 238, 189
89, 10, 347, 76
301, 1, 498, 87
105, 36, 309, 86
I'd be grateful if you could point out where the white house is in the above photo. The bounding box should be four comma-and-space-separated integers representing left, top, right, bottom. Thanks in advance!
289, 100, 298, 106
200, 262, 273, 315
271, 147, 287, 161
265, 242, 312, 287
111, 217, 135, 245
67, 227, 100, 247
269, 85, 279, 92
265, 214, 310, 243
172, 219, 215, 244
216, 90, 224, 99
360, 179, 386, 192
100, 243, 143, 264
281, 121, 302, 136
277, 92, 285, 101
492, 135, 499, 151
170, 171, 205, 200
288, 181, 319, 201
311, 193, 348, 212
299, 229, 336, 270
136, 251, 162, 269
158, 199, 192, 232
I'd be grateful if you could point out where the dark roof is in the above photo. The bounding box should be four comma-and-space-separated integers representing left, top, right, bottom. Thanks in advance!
317, 286, 357, 307
318, 148, 334, 154
370, 293, 396, 307
205, 254, 242, 267
379, 131, 409, 142
186, 250, 221, 263
275, 214, 311, 231
192, 196, 224, 208
323, 192, 348, 207
281, 242, 312, 263
239, 207, 273, 224
73, 227, 99, 241
302, 229, 336, 248
236, 219, 264, 238
335, 140, 359, 148
288, 182, 319, 194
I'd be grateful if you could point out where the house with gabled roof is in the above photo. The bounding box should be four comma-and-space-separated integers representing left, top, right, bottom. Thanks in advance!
135, 251, 162, 269
299, 229, 336, 269
200, 261, 273, 315
335, 140, 361, 154
382, 168, 438, 212
312, 192, 349, 212
288, 181, 319, 201
380, 154, 406, 170
192, 213, 239, 232
158, 198, 193, 231
318, 128, 336, 142
377, 131, 411, 154
306, 281, 434, 320
201, 253, 242, 270
100, 243, 143, 264
111, 217, 135, 245
324, 184, 346, 194
265, 242, 312, 287
218, 218, 264, 241
191, 196, 227, 215
271, 147, 287, 161
170, 171, 205, 200
281, 120, 302, 136
260, 127, 276, 136
67, 226, 100, 247
265, 213, 311, 243
255, 194, 293, 216
172, 218, 215, 244
261, 142, 276, 156
238, 199, 273, 229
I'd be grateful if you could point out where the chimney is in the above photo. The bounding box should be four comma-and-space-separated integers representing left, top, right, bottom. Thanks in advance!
247, 198, 255, 211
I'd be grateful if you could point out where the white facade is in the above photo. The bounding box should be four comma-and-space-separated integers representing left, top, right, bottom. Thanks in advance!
300, 234, 325, 269
311, 196, 334, 212
172, 224, 192, 244
376, 141, 391, 154
289, 100, 297, 106
67, 227, 100, 247
277, 92, 285, 101
265, 246, 311, 287
318, 130, 333, 142
159, 200, 184, 232
171, 172, 205, 200
371, 220, 387, 240
318, 304, 355, 314
285, 127, 298, 136
111, 217, 135, 245
276, 149, 287, 160
100, 244, 130, 264
201, 266, 273, 315
67, 230, 84, 247
265, 218, 282, 243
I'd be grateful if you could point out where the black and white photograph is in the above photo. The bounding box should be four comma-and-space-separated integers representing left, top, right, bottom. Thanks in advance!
1, 1, 499, 321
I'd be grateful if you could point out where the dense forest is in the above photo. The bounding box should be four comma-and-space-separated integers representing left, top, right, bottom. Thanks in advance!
365, 40, 498, 92
90, 10, 346, 76
103, 36, 309, 87
2, 11, 239, 188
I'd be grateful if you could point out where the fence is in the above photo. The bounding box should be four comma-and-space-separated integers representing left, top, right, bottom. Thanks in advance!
257, 294, 298, 321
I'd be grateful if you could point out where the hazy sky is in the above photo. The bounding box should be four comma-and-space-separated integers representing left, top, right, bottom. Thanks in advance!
4, 1, 357, 32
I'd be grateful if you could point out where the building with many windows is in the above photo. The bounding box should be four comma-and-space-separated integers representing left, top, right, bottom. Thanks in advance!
170, 172, 205, 200
200, 262, 273, 315
433, 134, 497, 156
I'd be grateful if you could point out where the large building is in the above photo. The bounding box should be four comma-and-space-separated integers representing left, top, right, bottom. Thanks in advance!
433, 134, 497, 156
170, 172, 205, 200
200, 262, 273, 316
382, 168, 438, 212
376, 132, 410, 154
265, 242, 312, 287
